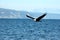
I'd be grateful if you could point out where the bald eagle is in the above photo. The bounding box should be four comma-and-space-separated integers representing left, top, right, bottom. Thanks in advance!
26, 13, 47, 22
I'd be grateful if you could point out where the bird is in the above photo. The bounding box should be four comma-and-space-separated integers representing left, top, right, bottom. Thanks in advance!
26, 13, 47, 22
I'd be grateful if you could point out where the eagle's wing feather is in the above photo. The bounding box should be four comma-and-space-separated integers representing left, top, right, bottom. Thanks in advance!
26, 14, 35, 19
36, 13, 47, 21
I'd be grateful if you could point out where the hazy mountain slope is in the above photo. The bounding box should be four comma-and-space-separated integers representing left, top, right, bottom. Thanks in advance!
0, 8, 27, 18
0, 8, 60, 19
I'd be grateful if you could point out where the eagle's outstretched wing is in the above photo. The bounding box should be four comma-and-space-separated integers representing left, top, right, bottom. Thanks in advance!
26, 14, 35, 19
36, 13, 47, 21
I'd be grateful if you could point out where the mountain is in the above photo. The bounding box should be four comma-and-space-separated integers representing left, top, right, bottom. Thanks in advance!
0, 8, 27, 19
0, 8, 60, 19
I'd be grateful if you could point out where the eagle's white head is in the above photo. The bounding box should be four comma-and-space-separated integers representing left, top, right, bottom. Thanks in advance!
34, 18, 37, 22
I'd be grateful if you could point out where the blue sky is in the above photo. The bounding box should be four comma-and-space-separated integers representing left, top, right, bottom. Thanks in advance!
0, 0, 60, 14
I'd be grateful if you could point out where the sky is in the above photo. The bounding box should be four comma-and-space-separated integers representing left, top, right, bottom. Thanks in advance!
0, 0, 60, 14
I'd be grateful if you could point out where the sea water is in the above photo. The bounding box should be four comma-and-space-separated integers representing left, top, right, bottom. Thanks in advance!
0, 19, 60, 40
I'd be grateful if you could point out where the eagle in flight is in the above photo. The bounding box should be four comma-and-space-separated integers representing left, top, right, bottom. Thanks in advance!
26, 13, 47, 22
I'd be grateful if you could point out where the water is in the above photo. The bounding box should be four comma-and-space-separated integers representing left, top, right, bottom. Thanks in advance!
0, 19, 60, 40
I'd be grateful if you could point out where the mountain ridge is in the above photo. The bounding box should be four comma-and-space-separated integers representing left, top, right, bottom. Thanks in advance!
0, 8, 60, 19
